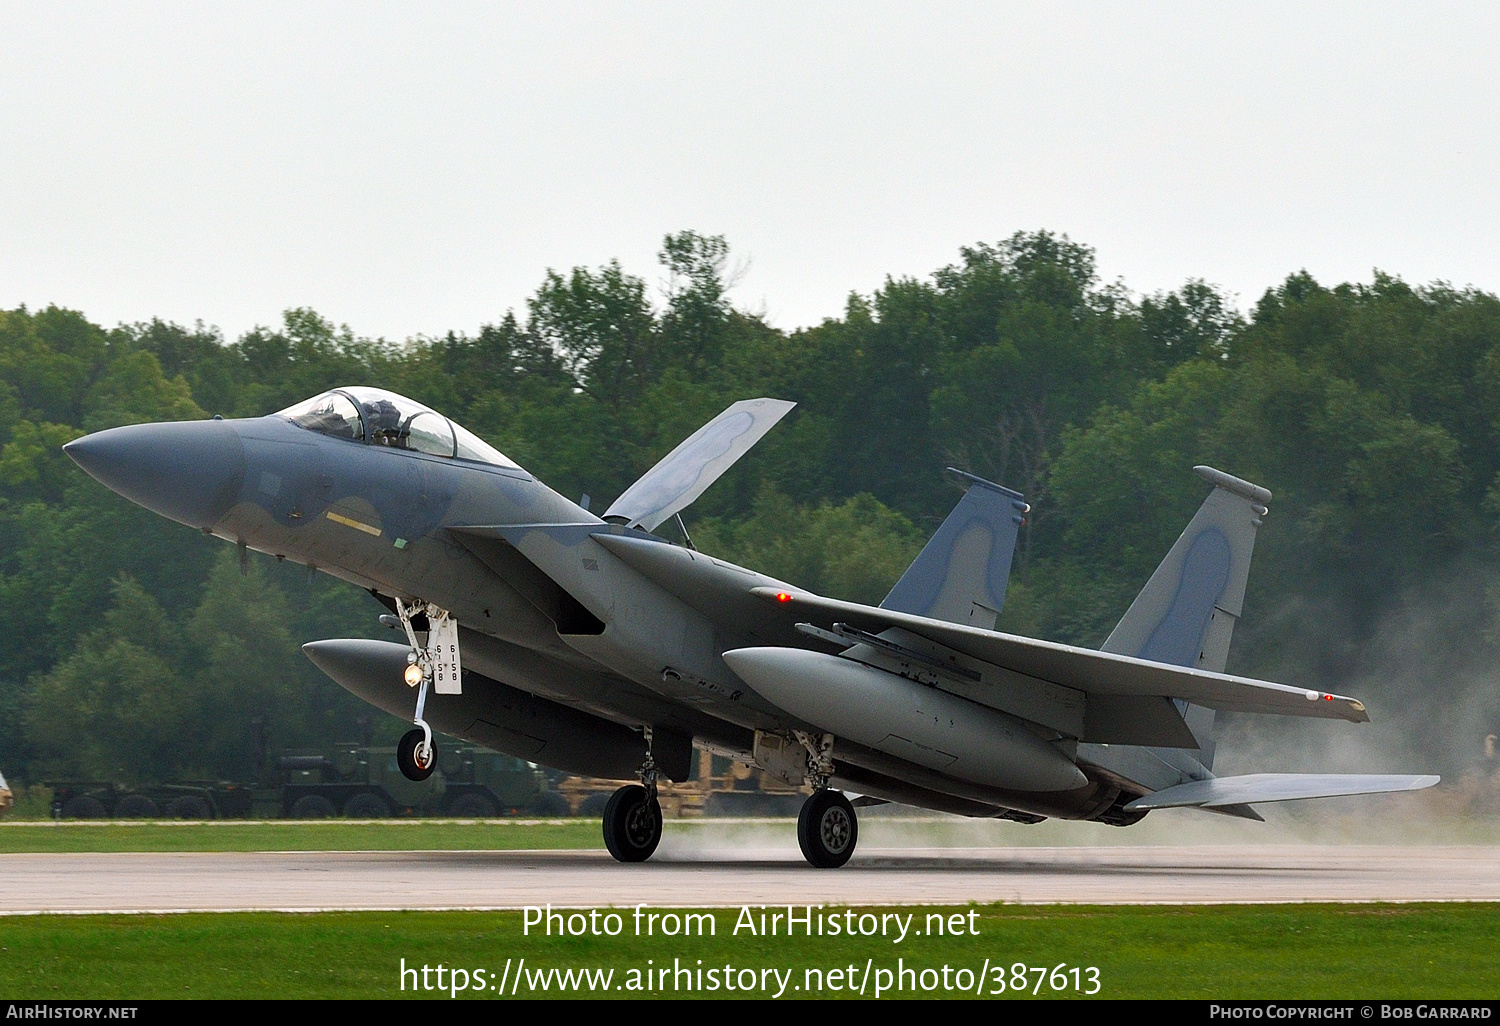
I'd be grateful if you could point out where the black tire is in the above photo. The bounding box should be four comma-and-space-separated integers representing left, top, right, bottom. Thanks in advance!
166, 795, 213, 820
342, 792, 389, 818
529, 791, 570, 818
396, 729, 435, 781
61, 795, 107, 819
601, 784, 662, 863
114, 795, 159, 819
447, 792, 498, 818
289, 794, 336, 819
797, 790, 857, 868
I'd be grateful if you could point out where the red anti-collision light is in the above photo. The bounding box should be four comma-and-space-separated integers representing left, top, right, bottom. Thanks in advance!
776, 592, 792, 603
1324, 694, 1334, 700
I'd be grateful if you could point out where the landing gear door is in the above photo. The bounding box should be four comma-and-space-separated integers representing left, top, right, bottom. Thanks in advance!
430, 611, 463, 694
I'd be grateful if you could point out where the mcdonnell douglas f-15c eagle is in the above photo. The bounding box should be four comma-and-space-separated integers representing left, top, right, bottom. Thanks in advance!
65, 388, 1437, 866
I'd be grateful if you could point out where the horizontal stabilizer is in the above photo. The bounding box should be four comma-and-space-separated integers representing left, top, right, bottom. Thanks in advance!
603, 398, 795, 531
1123, 773, 1440, 811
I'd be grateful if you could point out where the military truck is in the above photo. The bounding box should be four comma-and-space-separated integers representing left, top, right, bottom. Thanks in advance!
48, 780, 252, 819
46, 741, 564, 819
554, 748, 810, 818
268, 743, 564, 818
0, 769, 12, 818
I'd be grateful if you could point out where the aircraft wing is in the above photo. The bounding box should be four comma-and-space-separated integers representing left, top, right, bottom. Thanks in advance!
748, 587, 1370, 722
603, 398, 796, 530
1123, 773, 1439, 810
584, 531, 1370, 725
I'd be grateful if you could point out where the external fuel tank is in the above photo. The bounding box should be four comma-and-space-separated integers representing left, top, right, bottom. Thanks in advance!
722, 647, 1086, 793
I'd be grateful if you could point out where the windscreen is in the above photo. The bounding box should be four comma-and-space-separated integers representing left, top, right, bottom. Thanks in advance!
277, 391, 364, 440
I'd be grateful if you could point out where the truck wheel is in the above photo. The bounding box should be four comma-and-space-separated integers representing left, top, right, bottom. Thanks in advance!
578, 792, 611, 817
602, 784, 662, 863
342, 792, 389, 819
166, 795, 213, 820
61, 796, 107, 819
797, 790, 857, 868
396, 728, 435, 781
289, 794, 336, 819
114, 795, 159, 819
529, 792, 570, 818
447, 793, 497, 818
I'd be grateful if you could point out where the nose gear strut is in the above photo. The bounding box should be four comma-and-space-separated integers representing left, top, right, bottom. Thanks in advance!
393, 596, 461, 782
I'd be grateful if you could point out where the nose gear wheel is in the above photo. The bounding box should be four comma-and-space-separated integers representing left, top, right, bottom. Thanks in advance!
397, 727, 435, 781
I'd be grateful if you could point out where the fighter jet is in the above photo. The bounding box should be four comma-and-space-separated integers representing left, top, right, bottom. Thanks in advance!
64, 388, 1437, 866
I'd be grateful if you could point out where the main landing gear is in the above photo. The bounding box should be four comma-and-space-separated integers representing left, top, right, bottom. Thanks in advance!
602, 727, 664, 863
792, 730, 857, 869
756, 729, 852, 864
595, 727, 861, 868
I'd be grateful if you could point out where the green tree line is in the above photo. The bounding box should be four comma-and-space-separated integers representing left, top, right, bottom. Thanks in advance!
4, 230, 1499, 785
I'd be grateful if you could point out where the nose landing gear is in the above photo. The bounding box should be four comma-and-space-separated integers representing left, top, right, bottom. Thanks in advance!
392, 597, 459, 782
602, 726, 664, 863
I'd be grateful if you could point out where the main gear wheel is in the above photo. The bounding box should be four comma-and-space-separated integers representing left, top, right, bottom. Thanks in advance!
797, 789, 858, 868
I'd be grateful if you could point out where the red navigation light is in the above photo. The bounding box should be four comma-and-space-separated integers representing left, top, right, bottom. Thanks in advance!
1323, 694, 1334, 700
776, 592, 792, 603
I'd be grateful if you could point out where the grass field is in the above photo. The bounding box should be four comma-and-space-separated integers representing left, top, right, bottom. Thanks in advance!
1, 903, 1495, 999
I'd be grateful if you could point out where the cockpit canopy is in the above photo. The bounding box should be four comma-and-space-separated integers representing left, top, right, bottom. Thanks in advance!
276, 387, 519, 469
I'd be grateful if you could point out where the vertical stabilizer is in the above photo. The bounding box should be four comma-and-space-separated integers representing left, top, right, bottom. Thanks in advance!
880, 469, 1029, 630
1100, 466, 1271, 767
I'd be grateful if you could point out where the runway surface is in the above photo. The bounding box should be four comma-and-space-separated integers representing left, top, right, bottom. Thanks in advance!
6, 845, 1500, 913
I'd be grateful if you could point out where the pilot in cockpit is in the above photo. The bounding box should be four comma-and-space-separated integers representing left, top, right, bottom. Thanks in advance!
364, 398, 405, 448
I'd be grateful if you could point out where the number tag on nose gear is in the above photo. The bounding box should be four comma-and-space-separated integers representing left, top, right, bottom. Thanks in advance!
429, 610, 462, 694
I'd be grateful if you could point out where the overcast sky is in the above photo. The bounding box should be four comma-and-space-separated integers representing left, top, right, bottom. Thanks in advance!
2, 2, 1497, 343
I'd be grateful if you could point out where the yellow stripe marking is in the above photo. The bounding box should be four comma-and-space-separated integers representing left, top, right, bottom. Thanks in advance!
326, 511, 382, 536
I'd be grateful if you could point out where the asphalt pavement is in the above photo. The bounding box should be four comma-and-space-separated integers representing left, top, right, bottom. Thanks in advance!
5, 844, 1499, 913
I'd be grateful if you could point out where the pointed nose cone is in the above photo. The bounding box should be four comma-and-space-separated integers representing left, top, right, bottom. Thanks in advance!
64, 419, 246, 530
